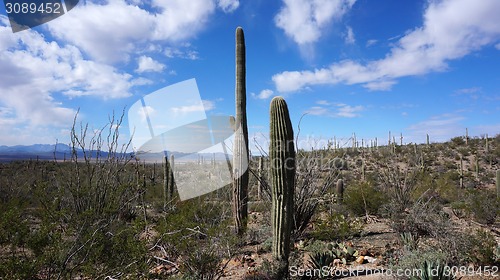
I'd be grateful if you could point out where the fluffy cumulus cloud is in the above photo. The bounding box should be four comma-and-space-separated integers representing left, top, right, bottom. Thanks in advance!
305, 101, 364, 118
273, 0, 500, 92
0, 15, 138, 144
217, 0, 239, 13
136, 55, 165, 73
344, 26, 355, 44
252, 89, 274, 100
46, 0, 237, 63
275, 0, 356, 45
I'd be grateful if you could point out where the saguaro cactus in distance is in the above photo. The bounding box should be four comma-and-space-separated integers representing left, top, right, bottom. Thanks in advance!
496, 170, 500, 199
232, 26, 249, 235
336, 178, 344, 204
163, 154, 175, 209
270, 96, 296, 269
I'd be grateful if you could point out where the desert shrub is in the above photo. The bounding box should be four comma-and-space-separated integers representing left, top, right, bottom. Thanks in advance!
155, 199, 237, 279
437, 228, 499, 267
466, 189, 499, 224
311, 212, 363, 241
434, 175, 461, 203
344, 181, 386, 216
383, 197, 449, 236
467, 229, 498, 266
450, 136, 465, 147
292, 151, 340, 238
181, 240, 231, 280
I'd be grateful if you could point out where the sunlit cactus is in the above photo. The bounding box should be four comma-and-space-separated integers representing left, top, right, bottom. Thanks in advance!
232, 26, 249, 235
269, 96, 295, 269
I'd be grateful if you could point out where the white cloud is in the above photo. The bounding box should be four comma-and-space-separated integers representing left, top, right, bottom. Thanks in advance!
344, 26, 355, 44
0, 15, 141, 144
202, 100, 216, 111
455, 87, 481, 94
170, 99, 215, 115
217, 0, 239, 13
164, 47, 199, 60
366, 39, 377, 47
406, 114, 465, 143
305, 102, 364, 117
273, 0, 500, 92
46, 0, 216, 63
46, 0, 156, 63
252, 89, 274, 99
336, 104, 364, 117
275, 0, 356, 45
136, 55, 165, 73
138, 105, 156, 122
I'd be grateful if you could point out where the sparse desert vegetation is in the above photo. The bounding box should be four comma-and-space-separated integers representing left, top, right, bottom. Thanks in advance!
0, 124, 499, 279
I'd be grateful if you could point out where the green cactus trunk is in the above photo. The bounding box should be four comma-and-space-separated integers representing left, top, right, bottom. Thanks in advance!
232, 26, 249, 235
257, 156, 264, 200
163, 154, 175, 208
336, 179, 344, 204
270, 96, 295, 268
496, 170, 499, 199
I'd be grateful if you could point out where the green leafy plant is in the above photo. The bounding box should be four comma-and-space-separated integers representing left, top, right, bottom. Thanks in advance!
410, 260, 456, 280
327, 242, 359, 265
308, 252, 334, 271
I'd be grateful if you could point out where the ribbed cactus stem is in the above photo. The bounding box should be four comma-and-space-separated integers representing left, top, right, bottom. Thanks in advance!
163, 154, 175, 208
336, 179, 344, 204
232, 26, 249, 235
270, 96, 295, 266
170, 154, 175, 175
459, 155, 464, 188
257, 156, 263, 200
496, 170, 499, 199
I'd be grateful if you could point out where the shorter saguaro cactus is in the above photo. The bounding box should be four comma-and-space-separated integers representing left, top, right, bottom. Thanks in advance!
270, 96, 295, 270
336, 179, 344, 204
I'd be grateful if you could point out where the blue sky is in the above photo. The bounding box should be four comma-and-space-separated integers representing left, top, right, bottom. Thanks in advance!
0, 0, 499, 152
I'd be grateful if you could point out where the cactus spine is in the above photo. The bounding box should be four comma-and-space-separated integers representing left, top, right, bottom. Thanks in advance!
232, 26, 249, 235
270, 96, 295, 268
336, 179, 344, 204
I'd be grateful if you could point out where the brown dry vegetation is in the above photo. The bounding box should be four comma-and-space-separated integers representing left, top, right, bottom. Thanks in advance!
0, 133, 499, 279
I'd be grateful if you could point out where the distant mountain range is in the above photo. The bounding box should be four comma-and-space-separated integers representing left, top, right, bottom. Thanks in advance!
0, 143, 82, 162
0, 144, 232, 163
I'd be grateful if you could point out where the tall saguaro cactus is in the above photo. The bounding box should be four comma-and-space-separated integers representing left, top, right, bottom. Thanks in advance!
270, 96, 296, 269
232, 26, 249, 235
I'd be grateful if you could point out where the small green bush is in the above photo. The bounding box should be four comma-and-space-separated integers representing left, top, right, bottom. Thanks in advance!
344, 181, 385, 216
466, 189, 499, 224
312, 212, 363, 241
